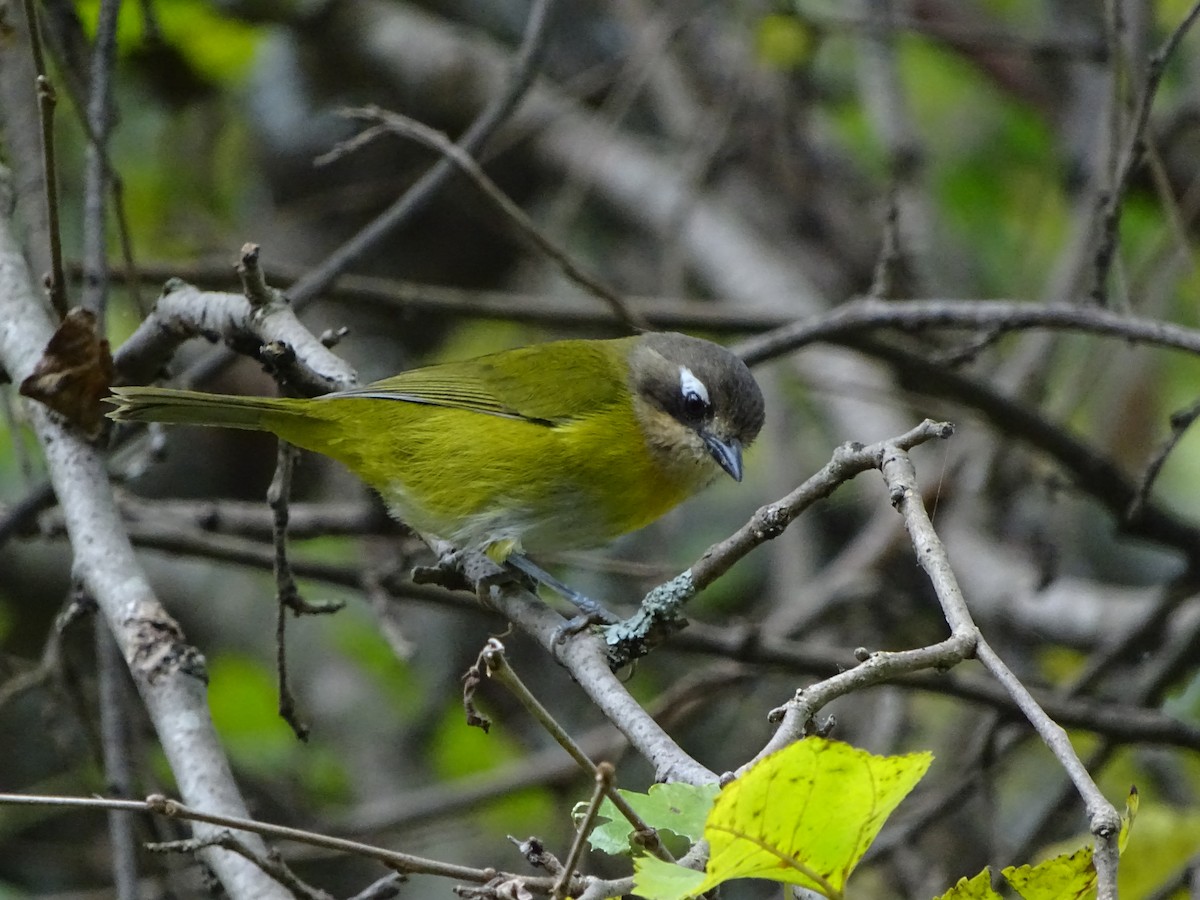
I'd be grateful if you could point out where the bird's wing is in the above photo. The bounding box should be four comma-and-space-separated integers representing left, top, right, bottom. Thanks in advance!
320, 339, 633, 425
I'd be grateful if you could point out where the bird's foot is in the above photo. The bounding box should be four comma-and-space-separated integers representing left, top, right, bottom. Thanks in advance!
506, 554, 619, 632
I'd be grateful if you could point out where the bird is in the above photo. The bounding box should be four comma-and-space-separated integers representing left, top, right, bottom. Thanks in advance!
107, 331, 765, 621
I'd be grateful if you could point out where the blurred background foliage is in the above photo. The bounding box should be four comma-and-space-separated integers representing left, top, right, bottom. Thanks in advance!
4, 0, 1200, 897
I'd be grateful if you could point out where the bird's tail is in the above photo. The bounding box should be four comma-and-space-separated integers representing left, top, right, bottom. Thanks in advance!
106, 386, 306, 432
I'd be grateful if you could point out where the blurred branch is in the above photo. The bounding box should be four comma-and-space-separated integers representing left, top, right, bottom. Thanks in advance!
95, 610, 140, 900
284, 0, 560, 310
1092, 0, 1200, 301
324, 106, 650, 332
148, 830, 334, 900
79, 0, 119, 323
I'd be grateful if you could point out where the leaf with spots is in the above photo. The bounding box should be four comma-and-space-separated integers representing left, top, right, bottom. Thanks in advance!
633, 737, 932, 900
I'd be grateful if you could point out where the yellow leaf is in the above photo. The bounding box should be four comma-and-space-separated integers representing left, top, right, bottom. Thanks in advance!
692, 737, 932, 898
933, 868, 1004, 900
1001, 788, 1138, 900
1003, 846, 1098, 900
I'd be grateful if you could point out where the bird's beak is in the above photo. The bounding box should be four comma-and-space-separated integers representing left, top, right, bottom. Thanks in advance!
702, 432, 744, 482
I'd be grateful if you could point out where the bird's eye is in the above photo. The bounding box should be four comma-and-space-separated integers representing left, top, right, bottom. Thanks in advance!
681, 388, 709, 420
677, 365, 712, 420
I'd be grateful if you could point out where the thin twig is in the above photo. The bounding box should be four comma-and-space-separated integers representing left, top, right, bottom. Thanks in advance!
35, 3, 145, 315
480, 639, 672, 861
553, 763, 614, 900
285, 0, 559, 311
270, 442, 307, 741
266, 441, 344, 741
881, 447, 1122, 899
19, 0, 68, 316
148, 830, 334, 900
1128, 396, 1200, 519
96, 614, 140, 900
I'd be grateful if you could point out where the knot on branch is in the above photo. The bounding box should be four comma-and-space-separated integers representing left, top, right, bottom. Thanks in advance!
128, 616, 208, 683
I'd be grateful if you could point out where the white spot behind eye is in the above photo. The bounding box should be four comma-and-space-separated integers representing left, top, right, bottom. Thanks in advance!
679, 366, 710, 404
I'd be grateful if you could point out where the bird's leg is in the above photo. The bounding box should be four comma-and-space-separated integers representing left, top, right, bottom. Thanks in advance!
507, 554, 619, 631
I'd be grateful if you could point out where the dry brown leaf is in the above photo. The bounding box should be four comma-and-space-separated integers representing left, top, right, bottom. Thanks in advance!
19, 307, 114, 439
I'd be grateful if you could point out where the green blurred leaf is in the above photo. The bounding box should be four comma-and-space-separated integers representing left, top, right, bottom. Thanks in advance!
76, 0, 260, 84
206, 653, 296, 772
756, 15, 816, 70
586, 782, 719, 855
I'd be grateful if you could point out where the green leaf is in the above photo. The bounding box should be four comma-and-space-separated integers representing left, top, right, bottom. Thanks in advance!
633, 856, 708, 900
586, 782, 720, 855
933, 869, 1004, 900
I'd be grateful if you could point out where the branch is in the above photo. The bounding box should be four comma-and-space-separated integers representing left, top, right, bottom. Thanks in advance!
602, 420, 955, 666
0, 211, 291, 899
112, 267, 356, 393
884, 446, 1122, 897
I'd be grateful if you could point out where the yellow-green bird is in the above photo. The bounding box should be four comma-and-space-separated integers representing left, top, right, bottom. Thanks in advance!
108, 332, 764, 617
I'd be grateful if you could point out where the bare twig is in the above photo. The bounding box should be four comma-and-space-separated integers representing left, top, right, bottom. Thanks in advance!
270, 443, 308, 742
17, 0, 68, 317
882, 447, 1122, 899
96, 613, 140, 900
1129, 396, 1200, 519
553, 763, 614, 900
